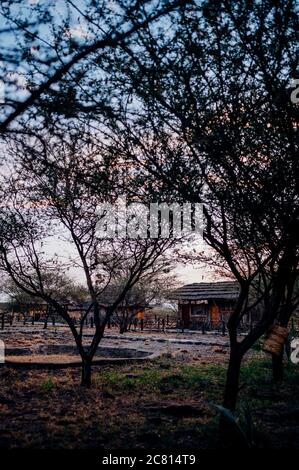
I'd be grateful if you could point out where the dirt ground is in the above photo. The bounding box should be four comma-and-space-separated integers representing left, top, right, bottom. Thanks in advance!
0, 326, 299, 449
1, 325, 232, 365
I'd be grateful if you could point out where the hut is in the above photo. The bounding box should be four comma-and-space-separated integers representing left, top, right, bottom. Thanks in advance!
170, 281, 239, 329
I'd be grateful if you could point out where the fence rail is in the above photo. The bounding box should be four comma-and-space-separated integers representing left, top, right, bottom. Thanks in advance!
1, 311, 298, 337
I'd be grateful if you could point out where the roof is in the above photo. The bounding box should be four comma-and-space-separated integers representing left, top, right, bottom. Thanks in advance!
170, 281, 239, 301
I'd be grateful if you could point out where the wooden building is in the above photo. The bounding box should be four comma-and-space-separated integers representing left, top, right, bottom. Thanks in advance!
170, 281, 239, 329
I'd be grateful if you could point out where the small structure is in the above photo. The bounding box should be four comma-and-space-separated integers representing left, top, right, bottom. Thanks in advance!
170, 281, 239, 329
0, 290, 147, 328
0, 301, 48, 323
65, 286, 148, 330
262, 325, 289, 356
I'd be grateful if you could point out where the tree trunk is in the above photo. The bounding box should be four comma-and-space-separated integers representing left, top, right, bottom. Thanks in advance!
272, 352, 283, 382
119, 316, 128, 334
223, 348, 242, 412
220, 348, 243, 446
81, 358, 92, 387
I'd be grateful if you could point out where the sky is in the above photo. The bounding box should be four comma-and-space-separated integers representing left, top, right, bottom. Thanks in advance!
0, 0, 226, 300
42, 232, 221, 286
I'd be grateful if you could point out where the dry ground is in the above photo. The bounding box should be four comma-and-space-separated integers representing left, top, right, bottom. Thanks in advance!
0, 327, 299, 449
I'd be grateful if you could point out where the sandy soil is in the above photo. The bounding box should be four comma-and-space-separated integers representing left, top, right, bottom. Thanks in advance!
0, 325, 231, 365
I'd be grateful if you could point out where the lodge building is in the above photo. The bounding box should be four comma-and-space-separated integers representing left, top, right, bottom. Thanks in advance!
170, 281, 240, 329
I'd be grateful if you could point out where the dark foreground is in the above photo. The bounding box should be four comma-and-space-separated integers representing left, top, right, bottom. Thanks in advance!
0, 354, 298, 449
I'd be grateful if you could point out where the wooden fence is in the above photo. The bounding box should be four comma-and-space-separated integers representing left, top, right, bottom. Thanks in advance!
1, 310, 298, 337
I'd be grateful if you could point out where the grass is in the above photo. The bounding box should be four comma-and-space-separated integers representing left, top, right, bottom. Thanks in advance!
97, 361, 227, 396
40, 377, 56, 392
96, 355, 299, 403
0, 354, 298, 448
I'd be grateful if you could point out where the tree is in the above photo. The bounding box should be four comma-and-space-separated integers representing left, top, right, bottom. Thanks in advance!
2, 279, 45, 325
0, 133, 177, 386
108, 273, 176, 334
0, 0, 188, 132
89, 0, 298, 410
1, 0, 297, 412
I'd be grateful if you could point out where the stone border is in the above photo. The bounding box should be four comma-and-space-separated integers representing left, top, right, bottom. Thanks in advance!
96, 333, 230, 347
2, 346, 161, 369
